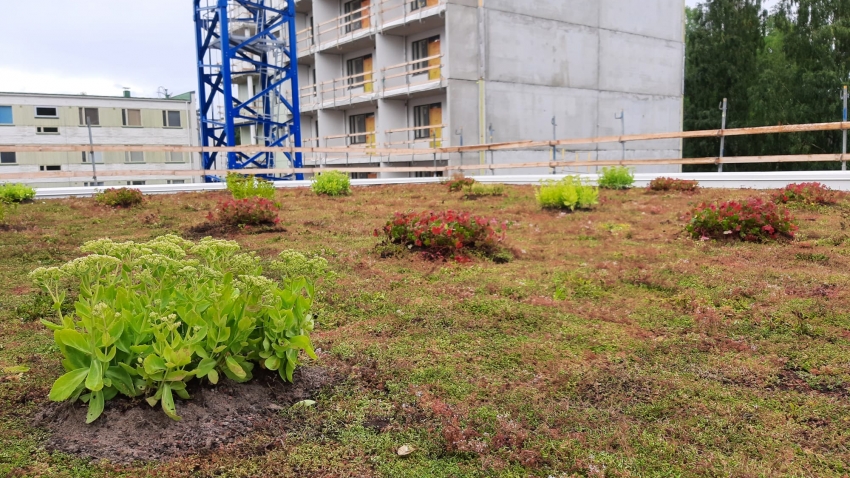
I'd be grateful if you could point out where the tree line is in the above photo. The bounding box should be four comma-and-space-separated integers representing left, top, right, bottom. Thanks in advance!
684, 0, 850, 171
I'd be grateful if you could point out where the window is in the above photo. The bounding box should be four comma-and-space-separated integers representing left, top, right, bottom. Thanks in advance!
84, 181, 104, 187
35, 106, 58, 118
81, 152, 104, 164
343, 0, 364, 33
0, 106, 12, 125
410, 0, 427, 10
122, 109, 142, 127
412, 36, 439, 74
36, 126, 60, 134
415, 171, 444, 178
125, 152, 145, 163
127, 180, 146, 186
166, 152, 185, 163
167, 179, 185, 184
349, 113, 374, 145
346, 55, 371, 88
0, 152, 15, 164
162, 110, 182, 128
78, 107, 99, 126
40, 165, 61, 171
413, 103, 441, 139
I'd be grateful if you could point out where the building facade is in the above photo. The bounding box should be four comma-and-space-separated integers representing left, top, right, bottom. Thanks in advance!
0, 92, 200, 187
276, 0, 685, 176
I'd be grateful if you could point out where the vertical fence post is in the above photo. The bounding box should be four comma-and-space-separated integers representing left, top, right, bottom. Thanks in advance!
615, 110, 625, 162
86, 117, 98, 186
718, 98, 727, 173
842, 86, 847, 171
551, 116, 557, 174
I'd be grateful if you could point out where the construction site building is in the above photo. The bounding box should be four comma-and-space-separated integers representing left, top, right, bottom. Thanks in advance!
253, 0, 685, 176
0, 92, 200, 187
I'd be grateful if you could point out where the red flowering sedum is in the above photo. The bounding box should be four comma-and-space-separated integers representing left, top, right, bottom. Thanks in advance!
375, 210, 508, 261
772, 182, 839, 206
648, 177, 699, 192
210, 197, 280, 227
686, 197, 797, 242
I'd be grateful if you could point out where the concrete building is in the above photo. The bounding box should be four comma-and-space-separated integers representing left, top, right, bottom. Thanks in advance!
0, 92, 200, 187
277, 0, 685, 176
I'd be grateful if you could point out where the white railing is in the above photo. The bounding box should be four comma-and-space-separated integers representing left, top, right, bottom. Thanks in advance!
316, 70, 378, 104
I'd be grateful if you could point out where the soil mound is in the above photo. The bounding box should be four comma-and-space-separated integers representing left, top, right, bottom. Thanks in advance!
33, 366, 331, 463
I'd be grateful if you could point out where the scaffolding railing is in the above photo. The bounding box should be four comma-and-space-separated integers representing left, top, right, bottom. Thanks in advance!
382, 54, 443, 93
384, 124, 445, 148
378, 0, 447, 26
316, 71, 378, 104
314, 4, 375, 47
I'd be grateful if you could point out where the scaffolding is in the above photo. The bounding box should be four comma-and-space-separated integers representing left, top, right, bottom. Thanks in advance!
194, 0, 303, 180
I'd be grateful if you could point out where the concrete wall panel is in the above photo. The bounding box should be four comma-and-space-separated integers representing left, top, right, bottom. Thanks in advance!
487, 11, 598, 90
599, 0, 684, 42
598, 30, 684, 97
484, 0, 599, 28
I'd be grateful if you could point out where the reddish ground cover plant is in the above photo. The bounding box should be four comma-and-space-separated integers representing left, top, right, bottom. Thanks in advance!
375, 210, 509, 261
686, 197, 797, 242
446, 174, 476, 192
95, 188, 144, 208
209, 197, 280, 227
772, 182, 839, 205
648, 177, 699, 192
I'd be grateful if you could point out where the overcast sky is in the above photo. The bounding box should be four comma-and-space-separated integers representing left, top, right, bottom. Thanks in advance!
0, 1, 781, 98
0, 1, 197, 98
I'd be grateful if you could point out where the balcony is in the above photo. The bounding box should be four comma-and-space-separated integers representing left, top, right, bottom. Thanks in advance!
384, 124, 445, 149
313, 4, 377, 53
381, 54, 443, 98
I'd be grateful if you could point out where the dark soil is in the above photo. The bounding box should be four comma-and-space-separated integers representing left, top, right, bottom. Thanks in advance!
185, 221, 287, 238
33, 366, 333, 463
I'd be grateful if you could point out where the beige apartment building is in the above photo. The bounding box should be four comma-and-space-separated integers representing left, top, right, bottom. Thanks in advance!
0, 92, 200, 187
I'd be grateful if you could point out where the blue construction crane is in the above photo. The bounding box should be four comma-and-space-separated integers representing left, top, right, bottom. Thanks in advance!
194, 0, 303, 181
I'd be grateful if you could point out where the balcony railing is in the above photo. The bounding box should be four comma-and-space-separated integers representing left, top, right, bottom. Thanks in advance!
382, 54, 442, 93
296, 0, 447, 53
295, 54, 442, 107
384, 124, 445, 148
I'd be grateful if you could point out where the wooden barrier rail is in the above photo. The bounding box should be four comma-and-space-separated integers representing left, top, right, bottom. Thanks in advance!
1, 154, 847, 180
2, 122, 850, 180
2, 121, 849, 156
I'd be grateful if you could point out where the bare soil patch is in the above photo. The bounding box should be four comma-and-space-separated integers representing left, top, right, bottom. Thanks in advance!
185, 221, 287, 239
32, 366, 333, 463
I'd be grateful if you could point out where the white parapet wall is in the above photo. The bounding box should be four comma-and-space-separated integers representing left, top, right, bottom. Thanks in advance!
30, 171, 850, 199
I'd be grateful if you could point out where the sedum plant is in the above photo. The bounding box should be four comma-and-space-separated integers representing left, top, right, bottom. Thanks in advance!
30, 235, 318, 423
226, 173, 276, 200
535, 176, 599, 211
95, 188, 144, 208
0, 183, 36, 203
311, 170, 351, 196
597, 166, 634, 190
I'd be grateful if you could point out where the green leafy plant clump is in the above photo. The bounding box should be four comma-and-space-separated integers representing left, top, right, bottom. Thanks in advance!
225, 173, 276, 200
463, 182, 505, 198
95, 188, 144, 208
535, 176, 599, 211
29, 235, 319, 423
311, 170, 351, 197
0, 182, 36, 203
686, 198, 798, 242
597, 166, 635, 190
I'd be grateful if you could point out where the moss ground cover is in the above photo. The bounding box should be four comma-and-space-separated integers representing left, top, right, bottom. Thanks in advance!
0, 185, 849, 476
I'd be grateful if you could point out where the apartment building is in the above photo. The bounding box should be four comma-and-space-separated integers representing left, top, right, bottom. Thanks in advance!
0, 92, 200, 187
277, 0, 685, 176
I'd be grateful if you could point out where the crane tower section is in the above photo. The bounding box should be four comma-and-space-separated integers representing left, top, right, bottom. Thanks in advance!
194, 0, 302, 179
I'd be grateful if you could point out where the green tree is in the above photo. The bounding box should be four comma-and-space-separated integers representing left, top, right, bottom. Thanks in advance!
684, 0, 766, 167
